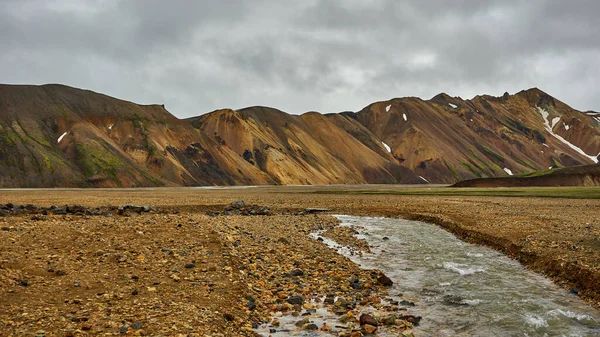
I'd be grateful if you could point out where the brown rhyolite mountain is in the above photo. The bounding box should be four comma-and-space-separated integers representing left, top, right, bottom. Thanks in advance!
0, 84, 598, 187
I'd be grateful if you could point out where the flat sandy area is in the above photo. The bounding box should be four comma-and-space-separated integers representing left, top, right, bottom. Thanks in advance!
1, 186, 599, 336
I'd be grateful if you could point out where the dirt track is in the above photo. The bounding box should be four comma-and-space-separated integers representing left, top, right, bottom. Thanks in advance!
1, 186, 599, 335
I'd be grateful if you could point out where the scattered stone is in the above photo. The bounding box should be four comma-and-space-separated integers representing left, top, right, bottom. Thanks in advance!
119, 325, 129, 334
19, 279, 29, 287
294, 318, 309, 327
287, 295, 305, 305
359, 313, 378, 326
362, 323, 378, 334
131, 322, 142, 330
289, 269, 304, 277
377, 272, 393, 286
397, 315, 422, 325
185, 263, 196, 269
304, 323, 319, 330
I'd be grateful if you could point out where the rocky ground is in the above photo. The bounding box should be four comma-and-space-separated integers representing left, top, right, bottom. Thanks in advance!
0, 200, 415, 336
1, 186, 599, 336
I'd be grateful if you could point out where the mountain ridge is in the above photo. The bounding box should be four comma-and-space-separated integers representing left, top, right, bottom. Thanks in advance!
0, 83, 598, 187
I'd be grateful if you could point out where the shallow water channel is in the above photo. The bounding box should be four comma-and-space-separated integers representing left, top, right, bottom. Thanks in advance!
257, 215, 600, 336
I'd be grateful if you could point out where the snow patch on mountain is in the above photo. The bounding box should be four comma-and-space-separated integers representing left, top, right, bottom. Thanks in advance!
57, 132, 68, 143
382, 142, 391, 153
536, 107, 598, 163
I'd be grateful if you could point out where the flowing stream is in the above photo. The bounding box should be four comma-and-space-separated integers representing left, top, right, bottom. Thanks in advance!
257, 215, 600, 336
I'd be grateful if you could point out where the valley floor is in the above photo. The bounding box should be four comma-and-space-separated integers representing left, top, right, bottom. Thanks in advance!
1, 185, 599, 335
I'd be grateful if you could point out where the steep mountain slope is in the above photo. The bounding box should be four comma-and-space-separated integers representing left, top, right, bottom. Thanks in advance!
0, 84, 262, 187
0, 84, 598, 187
187, 107, 420, 184
347, 88, 599, 183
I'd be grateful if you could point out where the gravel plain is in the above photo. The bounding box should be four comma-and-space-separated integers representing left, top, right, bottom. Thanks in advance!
1, 186, 599, 336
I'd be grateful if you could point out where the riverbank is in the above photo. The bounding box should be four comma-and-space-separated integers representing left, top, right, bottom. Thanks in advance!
1, 186, 599, 333
0, 203, 413, 336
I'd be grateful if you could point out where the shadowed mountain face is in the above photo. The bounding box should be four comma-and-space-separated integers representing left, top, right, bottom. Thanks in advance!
0, 84, 598, 187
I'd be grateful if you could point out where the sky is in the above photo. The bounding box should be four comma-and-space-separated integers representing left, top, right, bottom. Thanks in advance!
1, 0, 599, 118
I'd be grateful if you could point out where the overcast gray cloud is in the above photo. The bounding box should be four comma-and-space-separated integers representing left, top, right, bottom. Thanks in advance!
1, 0, 599, 117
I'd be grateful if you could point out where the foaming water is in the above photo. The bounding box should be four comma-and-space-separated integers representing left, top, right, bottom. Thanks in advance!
333, 215, 600, 336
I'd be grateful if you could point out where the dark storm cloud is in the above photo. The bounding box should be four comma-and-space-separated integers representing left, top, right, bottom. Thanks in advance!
1, 0, 599, 117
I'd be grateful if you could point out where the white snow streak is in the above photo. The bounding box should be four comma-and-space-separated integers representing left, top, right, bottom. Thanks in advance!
564, 124, 570, 130
382, 142, 391, 153
448, 103, 457, 109
551, 117, 560, 128
536, 107, 598, 163
108, 123, 114, 130
385, 104, 391, 112
57, 132, 68, 143
419, 176, 429, 183
403, 113, 407, 121
503, 167, 513, 175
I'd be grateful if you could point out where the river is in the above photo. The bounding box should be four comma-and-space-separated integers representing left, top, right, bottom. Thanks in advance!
257, 215, 600, 336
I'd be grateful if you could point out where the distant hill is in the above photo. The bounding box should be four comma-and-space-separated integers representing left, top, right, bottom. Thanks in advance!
452, 164, 600, 187
0, 83, 598, 187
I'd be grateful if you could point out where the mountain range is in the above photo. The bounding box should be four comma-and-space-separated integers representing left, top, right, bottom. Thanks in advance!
0, 84, 598, 187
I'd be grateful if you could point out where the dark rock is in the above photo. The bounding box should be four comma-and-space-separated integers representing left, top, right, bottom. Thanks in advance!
19, 279, 29, 286
304, 208, 330, 214
377, 273, 393, 286
397, 314, 422, 325
287, 295, 305, 305
131, 322, 142, 330
247, 301, 256, 310
184, 263, 196, 269
53, 208, 67, 215
289, 269, 304, 277
56, 270, 67, 276
304, 323, 319, 330
294, 318, 309, 327
119, 325, 128, 334
349, 278, 362, 289
399, 300, 415, 307
0, 209, 10, 217
131, 289, 138, 295
382, 236, 389, 240
359, 313, 378, 326
223, 313, 234, 321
